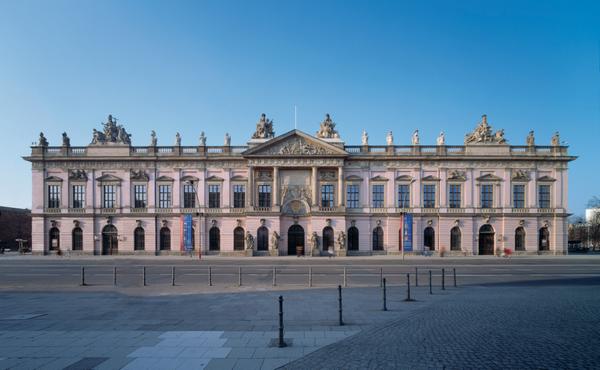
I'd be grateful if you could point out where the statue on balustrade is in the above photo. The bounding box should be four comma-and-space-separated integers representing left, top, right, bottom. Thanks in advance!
551, 132, 560, 146
224, 133, 231, 146
91, 114, 131, 145
252, 113, 275, 139
412, 130, 420, 145
199, 131, 206, 146
464, 114, 507, 145
150, 130, 157, 146
526, 130, 535, 146
362, 130, 369, 146
437, 131, 445, 146
38, 132, 48, 147
316, 114, 340, 139
175, 132, 181, 146
62, 132, 70, 147
386, 131, 393, 146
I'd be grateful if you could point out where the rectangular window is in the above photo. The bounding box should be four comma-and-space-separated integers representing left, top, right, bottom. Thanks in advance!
183, 184, 196, 208
134, 184, 147, 208
321, 184, 334, 207
72, 185, 85, 209
258, 184, 272, 207
448, 184, 461, 208
233, 184, 246, 208
158, 185, 171, 208
208, 184, 220, 208
102, 185, 116, 209
48, 185, 60, 209
513, 184, 525, 208
372, 184, 384, 208
481, 184, 493, 208
538, 185, 551, 208
347, 184, 359, 209
397, 184, 410, 208
423, 184, 436, 208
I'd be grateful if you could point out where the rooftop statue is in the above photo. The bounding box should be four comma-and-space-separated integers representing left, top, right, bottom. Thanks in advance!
175, 132, 181, 146
224, 133, 231, 146
252, 113, 275, 139
91, 114, 132, 145
362, 130, 369, 146
437, 131, 445, 146
150, 130, 157, 146
199, 131, 206, 146
527, 130, 535, 146
62, 132, 70, 147
386, 131, 393, 146
38, 132, 48, 147
412, 130, 420, 145
551, 131, 560, 146
316, 113, 340, 139
464, 114, 507, 145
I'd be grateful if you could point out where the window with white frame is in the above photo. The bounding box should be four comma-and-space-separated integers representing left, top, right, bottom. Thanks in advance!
513, 184, 525, 208
538, 184, 551, 208
133, 184, 147, 208
448, 184, 461, 208
422, 184, 436, 208
183, 184, 196, 208
347, 184, 359, 208
102, 185, 116, 209
258, 184, 271, 207
158, 185, 172, 208
233, 184, 245, 208
208, 184, 220, 208
372, 184, 384, 208
397, 184, 410, 208
321, 184, 334, 207
47, 185, 60, 209
72, 185, 85, 209
481, 184, 493, 208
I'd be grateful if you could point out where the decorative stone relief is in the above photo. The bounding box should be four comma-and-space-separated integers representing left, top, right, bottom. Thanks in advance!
316, 114, 340, 139
447, 170, 466, 181
281, 185, 312, 206
130, 170, 149, 181
464, 115, 506, 145
264, 137, 334, 156
512, 170, 530, 181
69, 169, 87, 181
319, 170, 337, 181
252, 113, 275, 139
90, 115, 132, 145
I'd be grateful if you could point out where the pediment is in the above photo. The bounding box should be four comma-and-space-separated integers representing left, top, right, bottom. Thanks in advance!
96, 174, 122, 182
180, 175, 199, 182
156, 175, 174, 182
422, 175, 440, 181
206, 175, 224, 182
45, 176, 63, 182
345, 175, 363, 182
230, 175, 248, 181
537, 175, 556, 182
395, 175, 413, 181
242, 130, 347, 157
370, 175, 389, 182
476, 173, 503, 182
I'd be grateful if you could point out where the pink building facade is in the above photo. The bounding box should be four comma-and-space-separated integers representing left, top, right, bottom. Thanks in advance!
24, 114, 575, 256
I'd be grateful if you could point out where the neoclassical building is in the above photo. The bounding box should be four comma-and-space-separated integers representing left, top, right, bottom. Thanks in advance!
25, 113, 575, 256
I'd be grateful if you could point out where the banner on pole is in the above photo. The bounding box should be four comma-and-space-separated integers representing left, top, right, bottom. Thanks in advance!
183, 214, 193, 251
403, 213, 413, 252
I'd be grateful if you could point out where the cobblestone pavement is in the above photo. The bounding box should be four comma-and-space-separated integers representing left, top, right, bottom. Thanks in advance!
283, 277, 600, 369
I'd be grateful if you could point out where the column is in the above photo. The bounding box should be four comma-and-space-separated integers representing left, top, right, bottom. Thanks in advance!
312, 167, 318, 206
248, 166, 254, 207
337, 167, 343, 207
273, 167, 279, 206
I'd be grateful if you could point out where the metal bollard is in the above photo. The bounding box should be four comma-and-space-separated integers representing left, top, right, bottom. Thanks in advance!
343, 266, 347, 288
278, 296, 287, 348
80, 266, 86, 286
238, 266, 242, 287
171, 266, 175, 286
442, 268, 445, 290
404, 273, 414, 302
113, 266, 117, 287
429, 270, 433, 295
273, 267, 276, 286
142, 266, 146, 286
382, 277, 388, 311
309, 267, 312, 287
453, 268, 457, 287
415, 267, 418, 287
338, 285, 344, 326
379, 267, 383, 287
208, 266, 212, 286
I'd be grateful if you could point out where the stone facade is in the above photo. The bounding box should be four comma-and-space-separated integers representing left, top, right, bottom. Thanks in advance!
24, 114, 575, 256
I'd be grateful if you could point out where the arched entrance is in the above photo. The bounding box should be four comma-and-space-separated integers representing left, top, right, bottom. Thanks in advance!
257, 226, 269, 251
72, 227, 83, 251
49, 227, 60, 251
209, 227, 220, 251
233, 227, 245, 251
102, 225, 118, 255
515, 227, 526, 251
288, 224, 305, 255
322, 226, 334, 252
538, 227, 549, 251
478, 224, 495, 255
134, 227, 145, 251
160, 227, 171, 251
424, 227, 435, 251
450, 227, 461, 251
372, 226, 384, 251
348, 226, 359, 251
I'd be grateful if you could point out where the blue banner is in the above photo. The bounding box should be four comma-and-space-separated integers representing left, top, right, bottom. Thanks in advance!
403, 213, 413, 252
183, 214, 193, 251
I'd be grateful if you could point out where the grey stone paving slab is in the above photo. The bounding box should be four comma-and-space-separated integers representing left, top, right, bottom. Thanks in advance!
232, 358, 263, 370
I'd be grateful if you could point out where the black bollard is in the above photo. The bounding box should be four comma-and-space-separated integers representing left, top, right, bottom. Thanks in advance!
308, 267, 312, 287
80, 266, 86, 286
442, 268, 445, 291
278, 296, 287, 348
142, 266, 146, 286
453, 268, 457, 287
429, 270, 432, 295
338, 285, 344, 326
343, 267, 347, 288
113, 266, 117, 287
382, 278, 388, 311
415, 267, 418, 287
208, 266, 212, 286
171, 266, 175, 286
273, 267, 276, 286
238, 266, 242, 287
404, 273, 414, 302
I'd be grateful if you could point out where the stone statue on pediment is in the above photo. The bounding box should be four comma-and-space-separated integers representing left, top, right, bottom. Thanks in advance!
412, 130, 420, 145
526, 130, 535, 146
91, 114, 131, 145
551, 132, 560, 146
464, 115, 507, 145
437, 131, 445, 146
199, 131, 206, 146
252, 113, 275, 139
150, 130, 157, 146
495, 129, 506, 144
362, 130, 369, 146
316, 113, 339, 139
38, 132, 48, 147
386, 131, 393, 146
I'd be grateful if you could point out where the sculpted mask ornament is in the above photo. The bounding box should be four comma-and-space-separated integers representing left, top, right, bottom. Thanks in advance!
69, 169, 87, 181
252, 113, 275, 139
512, 169, 529, 181
316, 113, 340, 139
464, 115, 507, 145
91, 114, 132, 145
448, 170, 466, 181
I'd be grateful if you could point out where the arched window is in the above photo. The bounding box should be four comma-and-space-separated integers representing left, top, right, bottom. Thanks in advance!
515, 227, 526, 251
372, 226, 384, 251
348, 226, 359, 251
72, 227, 83, 251
134, 227, 145, 251
209, 227, 220, 251
49, 227, 60, 251
450, 227, 461, 251
478, 224, 495, 255
160, 227, 171, 251
102, 224, 118, 255
323, 226, 334, 251
424, 227, 435, 251
233, 227, 245, 251
257, 226, 269, 251
538, 227, 549, 251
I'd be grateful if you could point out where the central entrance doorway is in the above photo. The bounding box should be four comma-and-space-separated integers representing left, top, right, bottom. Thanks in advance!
478, 224, 495, 255
288, 224, 305, 255
102, 224, 118, 255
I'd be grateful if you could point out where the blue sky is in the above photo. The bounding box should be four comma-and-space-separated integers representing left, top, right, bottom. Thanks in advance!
0, 0, 598, 216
